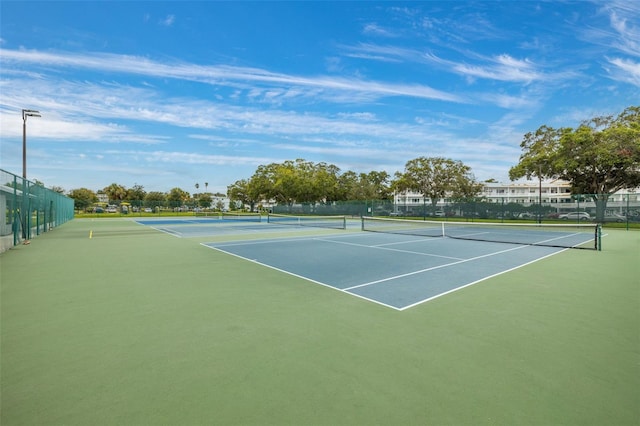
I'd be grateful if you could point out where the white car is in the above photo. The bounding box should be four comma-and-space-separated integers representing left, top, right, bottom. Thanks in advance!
559, 212, 591, 221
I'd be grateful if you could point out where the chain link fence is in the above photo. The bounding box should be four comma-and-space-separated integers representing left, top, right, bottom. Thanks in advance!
1, 169, 75, 252
79, 193, 640, 229
272, 195, 640, 227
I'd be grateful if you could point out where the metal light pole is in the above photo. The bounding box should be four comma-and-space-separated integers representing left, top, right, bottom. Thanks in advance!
22, 109, 41, 179
21, 109, 40, 243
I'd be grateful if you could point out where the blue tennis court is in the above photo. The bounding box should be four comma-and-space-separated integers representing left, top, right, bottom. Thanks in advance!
133, 214, 350, 237
203, 231, 573, 310
134, 216, 282, 237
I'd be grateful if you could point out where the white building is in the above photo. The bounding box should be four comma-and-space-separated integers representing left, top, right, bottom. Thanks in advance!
393, 180, 640, 216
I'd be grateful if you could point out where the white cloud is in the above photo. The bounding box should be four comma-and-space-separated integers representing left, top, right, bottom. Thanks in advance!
159, 14, 175, 27
606, 57, 640, 86
0, 48, 463, 104
362, 23, 398, 38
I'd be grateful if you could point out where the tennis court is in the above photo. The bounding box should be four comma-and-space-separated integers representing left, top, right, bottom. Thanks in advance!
2, 217, 638, 425
203, 222, 595, 310
133, 212, 349, 238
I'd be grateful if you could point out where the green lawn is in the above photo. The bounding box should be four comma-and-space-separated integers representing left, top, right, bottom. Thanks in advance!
1, 219, 638, 425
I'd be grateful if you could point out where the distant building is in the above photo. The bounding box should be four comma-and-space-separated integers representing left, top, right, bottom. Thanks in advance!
393, 180, 639, 215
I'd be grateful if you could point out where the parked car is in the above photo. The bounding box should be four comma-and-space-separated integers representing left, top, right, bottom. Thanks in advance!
601, 213, 626, 223
517, 212, 534, 219
559, 212, 591, 221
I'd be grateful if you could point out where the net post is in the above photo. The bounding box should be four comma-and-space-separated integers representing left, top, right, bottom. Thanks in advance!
441, 221, 445, 237
596, 224, 602, 251
361, 216, 365, 231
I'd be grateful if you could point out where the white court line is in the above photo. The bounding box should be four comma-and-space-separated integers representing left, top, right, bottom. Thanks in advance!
148, 226, 183, 237
200, 242, 402, 311
398, 248, 568, 311
372, 238, 441, 247
312, 237, 464, 261
210, 235, 333, 248
343, 243, 532, 291
201, 232, 594, 311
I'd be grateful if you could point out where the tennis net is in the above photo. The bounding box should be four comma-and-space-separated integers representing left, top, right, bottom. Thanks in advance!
267, 213, 347, 230
361, 216, 601, 250
221, 212, 262, 222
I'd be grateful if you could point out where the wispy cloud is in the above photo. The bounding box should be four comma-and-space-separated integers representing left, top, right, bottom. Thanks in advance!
0, 48, 463, 104
450, 54, 542, 84
602, 2, 640, 57
342, 43, 577, 86
578, 1, 640, 86
159, 14, 175, 27
362, 23, 399, 38
605, 57, 640, 86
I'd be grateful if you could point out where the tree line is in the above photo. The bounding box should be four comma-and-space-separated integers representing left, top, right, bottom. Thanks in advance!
68, 183, 227, 212
226, 157, 481, 212
66, 105, 639, 221
509, 105, 639, 221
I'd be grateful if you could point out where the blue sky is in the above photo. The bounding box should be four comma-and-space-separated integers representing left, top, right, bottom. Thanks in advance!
1, 1, 638, 194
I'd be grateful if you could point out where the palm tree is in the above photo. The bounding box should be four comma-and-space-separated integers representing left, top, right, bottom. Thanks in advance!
103, 183, 127, 203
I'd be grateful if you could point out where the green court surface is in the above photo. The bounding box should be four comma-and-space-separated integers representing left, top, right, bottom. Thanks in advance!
1, 218, 639, 425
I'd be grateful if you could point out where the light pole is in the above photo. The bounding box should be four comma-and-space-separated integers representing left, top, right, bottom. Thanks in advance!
21, 109, 40, 244
22, 109, 41, 179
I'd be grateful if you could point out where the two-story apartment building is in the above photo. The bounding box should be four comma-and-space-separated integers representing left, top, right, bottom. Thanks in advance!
393, 180, 640, 216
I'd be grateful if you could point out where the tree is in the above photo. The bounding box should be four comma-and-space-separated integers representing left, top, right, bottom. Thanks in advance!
166, 187, 189, 209
360, 171, 392, 200
338, 171, 391, 201
308, 161, 341, 205
127, 184, 146, 208
510, 106, 640, 222
393, 157, 481, 216
244, 159, 345, 211
68, 188, 98, 212
227, 179, 259, 211
103, 183, 127, 203
198, 193, 212, 209
144, 191, 166, 210
248, 161, 298, 209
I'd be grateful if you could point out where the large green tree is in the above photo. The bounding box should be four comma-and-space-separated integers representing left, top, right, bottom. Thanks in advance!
228, 178, 262, 212
144, 191, 166, 210
393, 157, 481, 215
126, 184, 146, 206
510, 106, 640, 222
338, 171, 392, 201
166, 187, 189, 209
103, 183, 127, 203
68, 188, 98, 212
198, 193, 213, 209
245, 159, 343, 210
